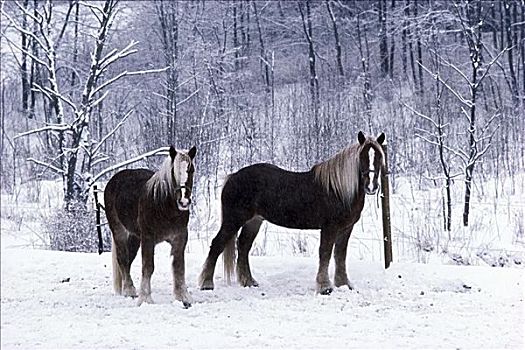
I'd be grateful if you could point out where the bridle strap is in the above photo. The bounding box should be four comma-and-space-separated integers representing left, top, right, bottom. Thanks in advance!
174, 185, 192, 192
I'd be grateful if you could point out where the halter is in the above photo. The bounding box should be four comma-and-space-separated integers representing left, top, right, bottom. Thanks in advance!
361, 168, 380, 176
174, 184, 192, 192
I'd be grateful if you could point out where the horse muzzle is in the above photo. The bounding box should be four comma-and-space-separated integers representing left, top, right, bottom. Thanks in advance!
177, 199, 190, 211
365, 188, 379, 196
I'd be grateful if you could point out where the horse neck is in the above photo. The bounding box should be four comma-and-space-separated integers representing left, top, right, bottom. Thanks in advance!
312, 145, 360, 208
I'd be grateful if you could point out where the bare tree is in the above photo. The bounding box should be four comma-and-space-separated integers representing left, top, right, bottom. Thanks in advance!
326, 0, 344, 79
3, 0, 166, 208
156, 0, 180, 145
418, 1, 507, 226
298, 0, 321, 160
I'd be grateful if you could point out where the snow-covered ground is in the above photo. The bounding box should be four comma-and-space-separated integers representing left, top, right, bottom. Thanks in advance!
1, 237, 524, 349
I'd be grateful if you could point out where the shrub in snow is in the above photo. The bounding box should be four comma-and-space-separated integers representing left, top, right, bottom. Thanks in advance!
45, 201, 111, 253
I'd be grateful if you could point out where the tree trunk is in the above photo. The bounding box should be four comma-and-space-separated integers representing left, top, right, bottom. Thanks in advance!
462, 1, 482, 227
504, 0, 519, 106
414, 1, 424, 95
233, 3, 240, 71
379, 0, 389, 77
71, 1, 79, 89
402, 0, 408, 76
21, 0, 31, 117
326, 0, 344, 79
157, 0, 179, 145
388, 0, 395, 79
356, 10, 373, 132
253, 1, 271, 93
298, 0, 320, 159
406, 0, 418, 92
521, 1, 525, 101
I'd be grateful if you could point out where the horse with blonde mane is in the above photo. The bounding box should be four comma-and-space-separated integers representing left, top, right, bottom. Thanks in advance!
199, 132, 385, 295
104, 146, 196, 307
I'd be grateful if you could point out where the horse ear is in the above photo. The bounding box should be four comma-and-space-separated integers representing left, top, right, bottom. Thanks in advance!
188, 145, 197, 159
169, 146, 177, 160
358, 131, 366, 145
377, 133, 386, 145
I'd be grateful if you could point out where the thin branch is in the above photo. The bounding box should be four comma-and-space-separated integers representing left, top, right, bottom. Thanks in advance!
54, 0, 76, 49
91, 109, 133, 156
98, 40, 139, 71
419, 62, 472, 107
26, 157, 65, 174
176, 88, 200, 107
33, 83, 76, 111
0, 26, 49, 69
15, 124, 71, 139
91, 147, 169, 184
89, 89, 110, 109
476, 45, 510, 87
90, 67, 169, 98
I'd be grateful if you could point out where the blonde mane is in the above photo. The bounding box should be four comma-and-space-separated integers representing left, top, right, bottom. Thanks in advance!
145, 156, 176, 204
313, 139, 384, 207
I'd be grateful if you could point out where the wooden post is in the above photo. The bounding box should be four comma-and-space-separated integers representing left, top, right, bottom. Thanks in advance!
93, 185, 104, 255
381, 142, 393, 269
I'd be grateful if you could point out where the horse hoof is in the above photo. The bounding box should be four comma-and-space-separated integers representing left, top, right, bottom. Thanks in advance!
199, 281, 214, 290
240, 278, 259, 288
137, 294, 154, 306
122, 287, 138, 298
182, 301, 192, 309
335, 279, 354, 290
320, 287, 333, 295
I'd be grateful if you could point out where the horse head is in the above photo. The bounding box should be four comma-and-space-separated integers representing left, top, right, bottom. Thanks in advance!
357, 131, 385, 196
169, 145, 197, 211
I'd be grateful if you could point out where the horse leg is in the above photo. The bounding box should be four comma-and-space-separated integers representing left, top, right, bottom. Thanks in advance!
333, 225, 355, 290
199, 221, 242, 290
237, 217, 263, 287
169, 229, 192, 308
110, 222, 137, 297
316, 227, 337, 295
137, 235, 155, 306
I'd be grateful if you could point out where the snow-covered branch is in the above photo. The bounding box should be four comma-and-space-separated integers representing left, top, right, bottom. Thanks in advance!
91, 110, 133, 157
91, 147, 169, 185
419, 63, 471, 107
98, 41, 139, 72
15, 124, 71, 139
32, 83, 76, 111
26, 157, 65, 175
90, 67, 169, 99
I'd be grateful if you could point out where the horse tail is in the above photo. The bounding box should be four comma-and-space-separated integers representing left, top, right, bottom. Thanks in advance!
223, 232, 237, 285
111, 235, 122, 294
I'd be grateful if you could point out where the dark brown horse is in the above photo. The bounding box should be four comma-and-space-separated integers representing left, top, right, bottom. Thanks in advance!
104, 146, 196, 307
199, 132, 385, 295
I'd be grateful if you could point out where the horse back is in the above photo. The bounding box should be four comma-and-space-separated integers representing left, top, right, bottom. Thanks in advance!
221, 163, 342, 229
104, 169, 154, 234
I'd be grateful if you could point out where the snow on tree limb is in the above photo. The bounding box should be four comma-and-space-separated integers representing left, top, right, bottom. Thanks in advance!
418, 62, 472, 107
15, 124, 71, 139
90, 67, 169, 99
91, 147, 170, 185
27, 158, 65, 175
90, 110, 133, 157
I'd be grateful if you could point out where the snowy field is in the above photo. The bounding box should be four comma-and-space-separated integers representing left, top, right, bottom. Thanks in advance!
1, 173, 524, 349
1, 232, 524, 349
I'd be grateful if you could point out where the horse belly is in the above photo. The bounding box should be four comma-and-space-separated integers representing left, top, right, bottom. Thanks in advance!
259, 200, 324, 230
